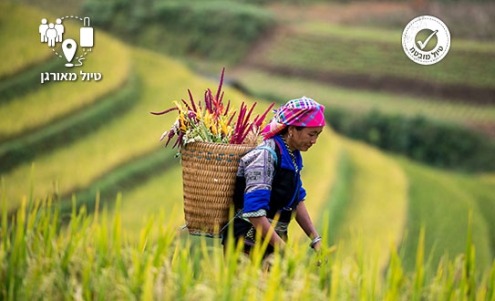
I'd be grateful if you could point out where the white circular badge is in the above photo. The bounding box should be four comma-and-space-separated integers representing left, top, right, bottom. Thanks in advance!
402, 15, 450, 65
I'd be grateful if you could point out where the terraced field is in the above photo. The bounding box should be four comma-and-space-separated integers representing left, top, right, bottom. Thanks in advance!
245, 22, 495, 102
0, 31, 131, 143
397, 157, 494, 270
231, 68, 495, 130
0, 3, 54, 79
229, 6, 495, 273
235, 17, 495, 142
1, 3, 494, 283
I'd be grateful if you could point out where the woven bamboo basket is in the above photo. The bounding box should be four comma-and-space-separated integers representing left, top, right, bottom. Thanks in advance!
180, 142, 255, 236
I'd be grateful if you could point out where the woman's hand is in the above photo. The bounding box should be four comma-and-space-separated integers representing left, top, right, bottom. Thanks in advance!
248, 216, 286, 249
295, 202, 321, 251
310, 237, 322, 252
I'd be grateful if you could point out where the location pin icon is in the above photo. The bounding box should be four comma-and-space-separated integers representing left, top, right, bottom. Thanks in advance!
62, 39, 77, 67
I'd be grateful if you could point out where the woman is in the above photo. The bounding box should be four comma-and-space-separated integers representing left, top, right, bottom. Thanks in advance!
223, 96, 325, 257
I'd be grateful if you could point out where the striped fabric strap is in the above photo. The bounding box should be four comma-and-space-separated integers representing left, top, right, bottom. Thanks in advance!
256, 145, 278, 166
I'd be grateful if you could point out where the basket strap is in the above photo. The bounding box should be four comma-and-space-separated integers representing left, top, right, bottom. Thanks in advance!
256, 145, 278, 166
219, 209, 243, 236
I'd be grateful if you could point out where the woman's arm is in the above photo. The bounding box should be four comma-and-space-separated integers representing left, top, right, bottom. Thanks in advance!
295, 202, 321, 250
248, 216, 286, 249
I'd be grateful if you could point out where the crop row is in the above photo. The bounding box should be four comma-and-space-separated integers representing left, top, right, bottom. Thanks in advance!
0, 74, 140, 174
1, 4, 493, 289
0, 3, 54, 79
233, 68, 495, 125
2, 198, 494, 300
397, 157, 495, 271
252, 23, 495, 90
0, 57, 63, 104
231, 68, 495, 269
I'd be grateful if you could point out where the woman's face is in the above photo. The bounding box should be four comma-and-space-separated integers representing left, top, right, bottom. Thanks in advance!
288, 126, 324, 152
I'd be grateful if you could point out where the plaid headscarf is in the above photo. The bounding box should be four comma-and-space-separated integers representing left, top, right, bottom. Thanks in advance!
262, 96, 325, 140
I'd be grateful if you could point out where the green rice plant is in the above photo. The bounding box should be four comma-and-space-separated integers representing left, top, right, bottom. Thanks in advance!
489, 261, 495, 300
2, 195, 495, 300
383, 244, 406, 301
413, 227, 426, 301
453, 174, 495, 253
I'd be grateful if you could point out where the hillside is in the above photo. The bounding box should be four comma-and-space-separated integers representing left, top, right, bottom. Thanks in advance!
2, 0, 494, 267
228, 2, 495, 171
0, 3, 54, 79
1, 2, 495, 299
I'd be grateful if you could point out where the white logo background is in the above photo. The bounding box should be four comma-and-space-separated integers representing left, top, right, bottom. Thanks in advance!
402, 15, 450, 65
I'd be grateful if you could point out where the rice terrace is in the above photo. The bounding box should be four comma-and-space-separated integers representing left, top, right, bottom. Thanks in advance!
1, 0, 495, 300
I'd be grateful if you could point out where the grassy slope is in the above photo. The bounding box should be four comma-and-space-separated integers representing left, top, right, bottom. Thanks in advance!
118, 164, 183, 237
0, 31, 131, 142
456, 174, 495, 254
253, 22, 495, 89
336, 138, 408, 272
300, 128, 342, 213
1, 3, 493, 280
230, 12, 495, 270
289, 128, 339, 240
396, 157, 493, 271
0, 74, 139, 174
318, 149, 352, 246
319, 140, 494, 273
6, 41, 488, 272
232, 68, 495, 125
0, 3, 53, 79
117, 113, 408, 279
0, 47, 194, 210
5, 199, 494, 300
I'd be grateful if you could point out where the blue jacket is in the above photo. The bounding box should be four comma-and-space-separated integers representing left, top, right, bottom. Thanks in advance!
233, 135, 306, 222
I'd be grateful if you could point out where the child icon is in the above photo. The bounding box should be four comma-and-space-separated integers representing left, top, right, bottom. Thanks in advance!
45, 23, 58, 47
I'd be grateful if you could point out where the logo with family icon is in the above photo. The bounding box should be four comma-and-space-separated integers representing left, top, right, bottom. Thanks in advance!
39, 16, 94, 67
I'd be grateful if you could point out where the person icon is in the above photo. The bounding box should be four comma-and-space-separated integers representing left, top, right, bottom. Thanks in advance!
45, 23, 58, 47
54, 18, 64, 42
39, 18, 48, 43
